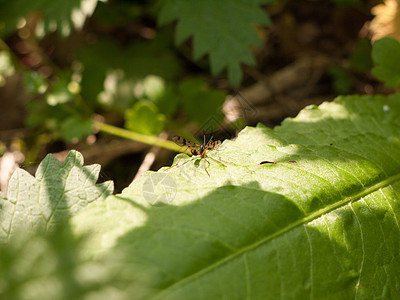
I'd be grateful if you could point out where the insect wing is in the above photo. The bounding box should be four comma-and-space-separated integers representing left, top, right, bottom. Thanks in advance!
172, 136, 199, 148
172, 136, 186, 146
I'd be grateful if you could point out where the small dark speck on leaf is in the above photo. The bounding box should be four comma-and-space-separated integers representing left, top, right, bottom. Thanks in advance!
259, 160, 297, 165
259, 161, 277, 165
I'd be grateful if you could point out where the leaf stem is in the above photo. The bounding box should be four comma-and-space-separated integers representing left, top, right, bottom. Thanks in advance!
93, 122, 183, 152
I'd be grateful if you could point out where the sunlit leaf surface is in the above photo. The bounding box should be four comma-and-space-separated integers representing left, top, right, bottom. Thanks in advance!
73, 94, 400, 298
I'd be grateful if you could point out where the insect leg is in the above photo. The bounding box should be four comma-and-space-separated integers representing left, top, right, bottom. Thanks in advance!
203, 156, 210, 177
172, 146, 189, 167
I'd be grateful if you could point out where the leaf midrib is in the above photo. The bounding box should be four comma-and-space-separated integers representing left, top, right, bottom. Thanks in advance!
153, 172, 400, 299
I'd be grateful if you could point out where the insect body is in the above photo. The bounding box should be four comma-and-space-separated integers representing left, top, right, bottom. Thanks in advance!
173, 136, 221, 155
172, 136, 222, 176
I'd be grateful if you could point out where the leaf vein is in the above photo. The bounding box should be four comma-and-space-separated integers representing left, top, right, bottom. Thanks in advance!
153, 172, 400, 298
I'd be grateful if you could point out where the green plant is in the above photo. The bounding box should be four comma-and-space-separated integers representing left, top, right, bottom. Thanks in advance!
372, 37, 400, 90
2, 1, 400, 297
3, 93, 400, 298
0, 0, 273, 154
158, 0, 274, 86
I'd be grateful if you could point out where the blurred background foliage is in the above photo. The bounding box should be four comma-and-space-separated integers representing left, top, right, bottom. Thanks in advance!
0, 0, 397, 191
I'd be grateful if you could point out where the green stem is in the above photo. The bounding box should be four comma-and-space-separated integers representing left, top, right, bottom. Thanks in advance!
94, 122, 183, 152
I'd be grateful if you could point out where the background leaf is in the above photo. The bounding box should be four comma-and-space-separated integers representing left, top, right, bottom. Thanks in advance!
350, 38, 373, 73
60, 116, 93, 142
72, 94, 400, 298
178, 78, 226, 133
372, 37, 400, 88
158, 0, 273, 86
79, 36, 182, 108
125, 101, 166, 135
0, 0, 99, 37
328, 65, 352, 94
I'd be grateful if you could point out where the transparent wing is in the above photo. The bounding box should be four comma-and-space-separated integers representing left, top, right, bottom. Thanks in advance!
172, 136, 198, 148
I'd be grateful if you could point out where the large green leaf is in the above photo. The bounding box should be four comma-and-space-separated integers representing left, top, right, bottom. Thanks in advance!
158, 0, 273, 86
72, 94, 400, 298
0, 150, 113, 242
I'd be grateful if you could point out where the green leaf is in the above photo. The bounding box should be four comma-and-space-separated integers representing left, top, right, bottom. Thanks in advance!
179, 78, 226, 130
46, 74, 74, 106
350, 38, 373, 73
125, 101, 166, 135
158, 0, 273, 86
142, 75, 166, 102
23, 71, 48, 94
73, 94, 400, 298
153, 84, 179, 116
0, 0, 99, 37
140, 75, 179, 116
0, 150, 113, 242
60, 116, 93, 142
123, 34, 183, 80
79, 36, 182, 107
372, 37, 400, 88
0, 222, 129, 300
328, 65, 352, 94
